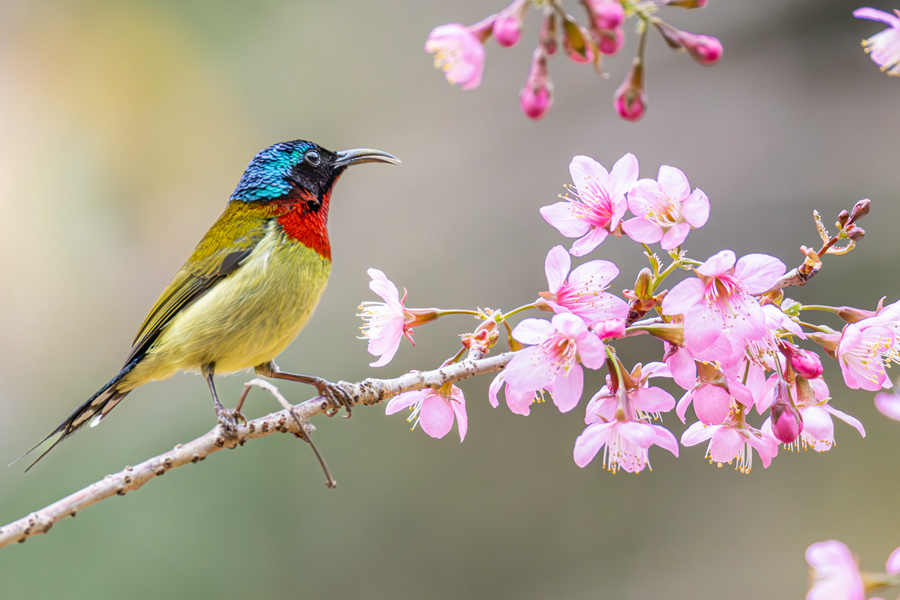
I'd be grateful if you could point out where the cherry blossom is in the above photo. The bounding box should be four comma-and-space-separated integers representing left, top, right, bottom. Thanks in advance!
504, 313, 607, 412
386, 385, 468, 442
837, 319, 894, 391
621, 165, 710, 250
573, 418, 678, 472
425, 24, 486, 90
681, 417, 778, 472
854, 8, 900, 76
540, 154, 639, 256
488, 371, 537, 416
805, 540, 865, 600
539, 245, 628, 327
358, 269, 414, 367
661, 250, 786, 353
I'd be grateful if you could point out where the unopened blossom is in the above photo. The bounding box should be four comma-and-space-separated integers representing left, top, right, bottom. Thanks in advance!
805, 540, 865, 600
661, 250, 786, 353
488, 371, 537, 416
621, 165, 710, 250
358, 269, 413, 367
586, 0, 625, 30
854, 8, 900, 76
837, 319, 894, 391
541, 153, 639, 256
504, 313, 607, 412
614, 60, 646, 121
520, 47, 553, 120
681, 418, 778, 472
425, 24, 486, 90
539, 245, 628, 326
874, 387, 900, 421
680, 31, 723, 65
386, 385, 467, 441
769, 380, 803, 444
597, 26, 625, 55
493, 0, 527, 48
562, 21, 594, 64
574, 418, 678, 471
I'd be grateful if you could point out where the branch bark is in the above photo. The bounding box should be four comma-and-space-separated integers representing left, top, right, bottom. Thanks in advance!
0, 352, 512, 550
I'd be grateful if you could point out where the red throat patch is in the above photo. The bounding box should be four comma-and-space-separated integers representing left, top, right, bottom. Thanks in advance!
275, 191, 331, 260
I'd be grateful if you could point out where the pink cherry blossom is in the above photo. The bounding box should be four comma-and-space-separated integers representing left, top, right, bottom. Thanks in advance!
488, 371, 537, 416
854, 8, 900, 76
621, 165, 710, 250
573, 419, 678, 472
386, 385, 467, 441
539, 245, 628, 327
584, 362, 676, 422
358, 269, 414, 367
540, 154, 639, 256
504, 313, 607, 412
837, 319, 894, 391
661, 250, 786, 353
681, 418, 778, 472
875, 388, 900, 421
681, 31, 723, 65
425, 24, 486, 90
795, 403, 865, 452
805, 540, 865, 600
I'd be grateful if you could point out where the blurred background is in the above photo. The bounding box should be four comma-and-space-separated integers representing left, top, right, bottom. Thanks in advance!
1, 0, 899, 597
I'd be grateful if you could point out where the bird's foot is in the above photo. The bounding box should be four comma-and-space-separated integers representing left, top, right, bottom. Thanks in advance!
311, 378, 354, 418
214, 401, 247, 432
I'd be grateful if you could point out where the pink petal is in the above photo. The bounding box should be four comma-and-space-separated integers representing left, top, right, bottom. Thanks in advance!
733, 253, 786, 294
745, 433, 776, 468
657, 165, 690, 201
551, 364, 584, 412
512, 318, 556, 345
570, 227, 609, 257
616, 421, 658, 447
488, 372, 503, 408
875, 392, 900, 422
367, 322, 403, 367
728, 294, 768, 341
449, 389, 468, 442
854, 8, 900, 28
680, 421, 716, 446
800, 405, 835, 441
568, 259, 620, 289
696, 250, 736, 278
386, 390, 427, 415
661, 277, 706, 316
551, 312, 589, 338
540, 202, 590, 238
569, 155, 609, 192
824, 405, 866, 437
666, 345, 697, 390
693, 383, 731, 425
367, 268, 401, 305
650, 424, 680, 456
681, 188, 710, 228
626, 179, 659, 217
608, 153, 639, 198
887, 545, 900, 576
683, 303, 724, 352
503, 346, 546, 392
575, 332, 607, 370
660, 222, 691, 250
573, 422, 614, 467
708, 427, 744, 463
631, 386, 676, 413
727, 379, 754, 408
505, 386, 535, 416
419, 394, 455, 439
545, 245, 571, 292
621, 217, 663, 244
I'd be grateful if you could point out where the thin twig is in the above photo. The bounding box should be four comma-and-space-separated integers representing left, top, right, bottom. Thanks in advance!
0, 353, 513, 549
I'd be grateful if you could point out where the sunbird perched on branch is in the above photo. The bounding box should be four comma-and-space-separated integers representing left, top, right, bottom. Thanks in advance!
22, 140, 400, 469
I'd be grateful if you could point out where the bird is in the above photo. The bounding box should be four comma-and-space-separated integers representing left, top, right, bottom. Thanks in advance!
22, 139, 400, 469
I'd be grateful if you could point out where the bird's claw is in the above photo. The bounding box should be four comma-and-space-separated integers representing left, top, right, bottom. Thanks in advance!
215, 402, 247, 432
313, 378, 354, 418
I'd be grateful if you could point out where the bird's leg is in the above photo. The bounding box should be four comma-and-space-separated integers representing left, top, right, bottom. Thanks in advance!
254, 362, 354, 417
203, 365, 247, 430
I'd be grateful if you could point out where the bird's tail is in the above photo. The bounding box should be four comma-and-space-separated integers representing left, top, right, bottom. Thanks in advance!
13, 358, 140, 471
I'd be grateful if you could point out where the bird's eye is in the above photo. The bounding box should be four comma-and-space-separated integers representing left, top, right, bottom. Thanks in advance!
304, 151, 321, 167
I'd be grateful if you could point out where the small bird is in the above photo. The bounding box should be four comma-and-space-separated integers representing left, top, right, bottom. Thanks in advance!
24, 139, 399, 469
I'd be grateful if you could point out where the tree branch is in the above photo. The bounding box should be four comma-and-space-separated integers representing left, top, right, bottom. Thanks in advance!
0, 352, 513, 550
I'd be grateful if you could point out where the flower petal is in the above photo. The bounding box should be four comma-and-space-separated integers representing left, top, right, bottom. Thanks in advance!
419, 394, 455, 439
545, 245, 571, 293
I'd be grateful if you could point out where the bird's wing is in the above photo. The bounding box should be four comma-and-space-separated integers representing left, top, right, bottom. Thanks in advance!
126, 202, 280, 364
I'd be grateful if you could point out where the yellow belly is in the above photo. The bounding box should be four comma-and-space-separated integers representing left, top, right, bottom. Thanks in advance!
119, 227, 331, 390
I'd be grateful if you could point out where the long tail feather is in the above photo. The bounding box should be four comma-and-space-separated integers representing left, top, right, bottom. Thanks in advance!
13, 357, 140, 471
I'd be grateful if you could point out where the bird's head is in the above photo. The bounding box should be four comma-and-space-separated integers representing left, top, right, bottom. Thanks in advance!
230, 139, 400, 205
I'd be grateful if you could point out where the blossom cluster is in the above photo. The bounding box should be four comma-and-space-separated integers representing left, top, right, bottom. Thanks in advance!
805, 540, 900, 600
358, 151, 890, 476
425, 0, 722, 121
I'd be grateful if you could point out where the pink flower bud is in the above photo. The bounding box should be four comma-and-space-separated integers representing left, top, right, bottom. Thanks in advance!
681, 31, 723, 65
562, 19, 594, 64
771, 381, 803, 444
614, 61, 646, 121
790, 349, 824, 380
493, 13, 522, 47
850, 198, 871, 222
540, 12, 558, 55
520, 48, 553, 120
593, 318, 625, 340
587, 0, 625, 30
596, 26, 624, 55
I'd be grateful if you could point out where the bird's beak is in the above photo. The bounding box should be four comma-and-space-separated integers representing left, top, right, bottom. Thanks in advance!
333, 148, 401, 168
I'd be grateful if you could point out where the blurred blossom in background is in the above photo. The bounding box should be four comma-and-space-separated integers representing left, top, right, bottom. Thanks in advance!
1, 1, 900, 598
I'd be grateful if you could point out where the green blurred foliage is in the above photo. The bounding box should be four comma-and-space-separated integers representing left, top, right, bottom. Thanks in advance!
1, 0, 900, 598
